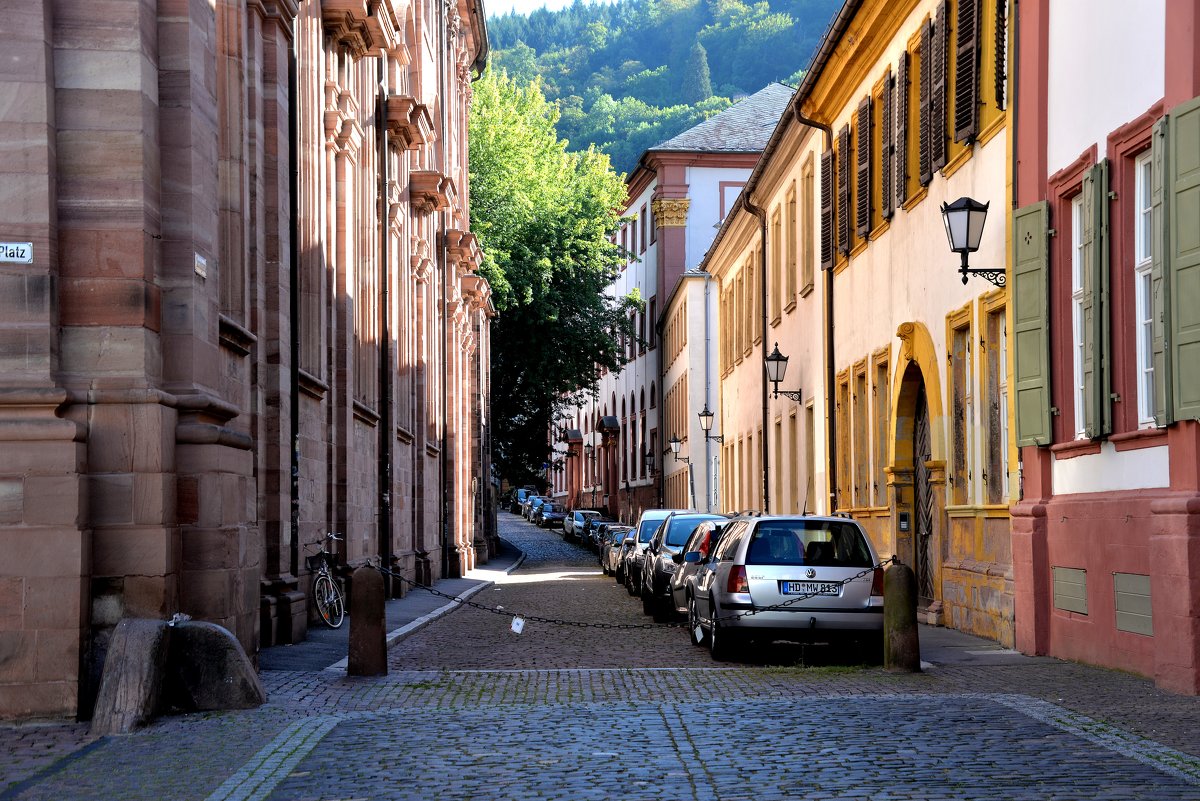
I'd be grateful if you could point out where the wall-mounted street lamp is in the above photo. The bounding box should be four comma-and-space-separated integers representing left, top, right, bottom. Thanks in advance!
765, 343, 803, 402
941, 196, 1005, 287
643, 447, 655, 476
698, 405, 724, 443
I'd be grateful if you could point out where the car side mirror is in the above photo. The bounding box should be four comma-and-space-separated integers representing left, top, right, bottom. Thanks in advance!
622, 537, 635, 547
671, 552, 687, 564
683, 551, 702, 563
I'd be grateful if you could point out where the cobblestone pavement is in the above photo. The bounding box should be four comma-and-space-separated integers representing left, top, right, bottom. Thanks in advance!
3, 513, 1200, 800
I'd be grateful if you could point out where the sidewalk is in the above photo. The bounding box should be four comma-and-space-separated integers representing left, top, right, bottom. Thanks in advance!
258, 539, 525, 672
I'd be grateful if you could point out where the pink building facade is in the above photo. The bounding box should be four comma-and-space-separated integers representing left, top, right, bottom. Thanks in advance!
1011, 0, 1200, 693
1, 0, 492, 720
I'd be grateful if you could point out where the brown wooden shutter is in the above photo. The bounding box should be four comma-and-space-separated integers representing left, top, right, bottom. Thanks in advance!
820, 148, 834, 270
837, 125, 851, 255
918, 21, 932, 185
930, 0, 949, 170
855, 97, 871, 237
995, 0, 1008, 109
896, 52, 909, 206
882, 70, 894, 220
954, 0, 981, 143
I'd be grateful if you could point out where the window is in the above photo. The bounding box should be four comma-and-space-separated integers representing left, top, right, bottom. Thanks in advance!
770, 208, 782, 323
853, 367, 869, 506
873, 357, 890, 506
1134, 151, 1155, 427
950, 320, 971, 505
649, 204, 656, 244
802, 157, 816, 292
836, 373, 851, 510
1071, 195, 1086, 438
985, 306, 1008, 504
804, 403, 816, 514
640, 205, 647, 254
774, 417, 783, 515
786, 183, 798, 304
648, 296, 657, 350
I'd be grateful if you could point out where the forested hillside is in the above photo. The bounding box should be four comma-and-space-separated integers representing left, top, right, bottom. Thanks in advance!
488, 0, 839, 174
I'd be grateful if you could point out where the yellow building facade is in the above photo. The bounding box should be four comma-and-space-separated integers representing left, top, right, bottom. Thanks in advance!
706, 0, 1017, 645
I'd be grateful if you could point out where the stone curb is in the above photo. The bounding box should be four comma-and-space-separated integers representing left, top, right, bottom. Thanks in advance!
323, 542, 527, 673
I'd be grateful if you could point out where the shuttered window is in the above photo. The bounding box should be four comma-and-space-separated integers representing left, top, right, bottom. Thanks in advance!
1163, 96, 1200, 422
1077, 161, 1111, 440
930, 0, 949, 171
855, 98, 871, 238
837, 125, 851, 256
954, 0, 981, 143
994, 0, 1008, 110
895, 53, 909, 206
882, 69, 894, 220
1013, 201, 1052, 446
918, 20, 932, 185
820, 149, 834, 270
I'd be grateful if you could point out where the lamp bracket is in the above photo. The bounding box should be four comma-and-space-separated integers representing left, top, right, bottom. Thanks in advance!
958, 266, 1006, 288
705, 434, 725, 444
772, 389, 804, 403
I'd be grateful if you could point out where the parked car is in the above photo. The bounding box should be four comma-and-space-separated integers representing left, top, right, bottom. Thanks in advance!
511, 488, 533, 514
613, 529, 639, 585
564, 509, 601, 541
669, 519, 730, 617
582, 515, 617, 550
623, 509, 690, 598
639, 512, 729, 620
599, 525, 634, 576
524, 495, 550, 521
689, 515, 885, 661
537, 502, 567, 529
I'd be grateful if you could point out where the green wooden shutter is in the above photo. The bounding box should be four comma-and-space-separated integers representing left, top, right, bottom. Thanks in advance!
954, 0, 981, 143
1013, 201, 1052, 446
919, 21, 932, 185
1151, 116, 1171, 425
1167, 95, 1200, 420
856, 96, 871, 237
1080, 165, 1097, 437
1080, 160, 1111, 438
1097, 158, 1112, 436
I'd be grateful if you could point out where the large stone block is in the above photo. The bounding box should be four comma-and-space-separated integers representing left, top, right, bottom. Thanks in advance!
0, 478, 22, 524
24, 474, 84, 526
0, 630, 39, 683
0, 526, 89, 577
89, 618, 169, 735
0, 577, 23, 630
23, 575, 87, 629
164, 620, 265, 712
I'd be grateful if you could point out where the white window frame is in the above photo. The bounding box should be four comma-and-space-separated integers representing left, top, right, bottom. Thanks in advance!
1071, 195, 1086, 439
1134, 151, 1156, 428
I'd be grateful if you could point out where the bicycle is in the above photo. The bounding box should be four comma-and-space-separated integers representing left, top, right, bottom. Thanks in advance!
306, 532, 345, 628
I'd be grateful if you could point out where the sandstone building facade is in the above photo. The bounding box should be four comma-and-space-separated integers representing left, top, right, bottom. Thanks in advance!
1, 0, 492, 719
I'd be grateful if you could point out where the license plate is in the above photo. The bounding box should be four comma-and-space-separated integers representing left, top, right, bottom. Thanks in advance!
780, 581, 840, 596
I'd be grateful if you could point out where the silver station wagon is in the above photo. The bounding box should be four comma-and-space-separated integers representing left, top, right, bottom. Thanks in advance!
688, 515, 885, 661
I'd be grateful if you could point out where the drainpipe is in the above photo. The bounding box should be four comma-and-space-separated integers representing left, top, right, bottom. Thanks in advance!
702, 270, 712, 511
288, 43, 300, 581
377, 57, 394, 592
793, 107, 834, 515
438, 0, 452, 579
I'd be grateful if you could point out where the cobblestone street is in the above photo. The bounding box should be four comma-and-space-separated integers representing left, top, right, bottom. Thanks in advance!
3, 514, 1200, 800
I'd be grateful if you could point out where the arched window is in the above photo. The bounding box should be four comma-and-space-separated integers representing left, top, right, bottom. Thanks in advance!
650, 384, 657, 409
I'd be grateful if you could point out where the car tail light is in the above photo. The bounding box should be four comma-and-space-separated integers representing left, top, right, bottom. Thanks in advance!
871, 567, 884, 596
727, 565, 749, 594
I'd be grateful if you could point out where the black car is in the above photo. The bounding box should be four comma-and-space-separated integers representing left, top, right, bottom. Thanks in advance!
537, 501, 567, 528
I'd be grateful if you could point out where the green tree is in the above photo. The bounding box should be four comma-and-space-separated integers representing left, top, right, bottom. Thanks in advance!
470, 70, 640, 487
681, 41, 713, 103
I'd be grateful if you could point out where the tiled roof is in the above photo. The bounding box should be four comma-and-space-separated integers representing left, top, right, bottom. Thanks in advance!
651, 82, 795, 154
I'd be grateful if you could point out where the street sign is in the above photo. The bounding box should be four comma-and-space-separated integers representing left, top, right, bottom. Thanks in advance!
0, 242, 33, 264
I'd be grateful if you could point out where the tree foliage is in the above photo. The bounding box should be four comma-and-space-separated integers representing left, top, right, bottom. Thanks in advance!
470, 70, 640, 487
488, 0, 839, 172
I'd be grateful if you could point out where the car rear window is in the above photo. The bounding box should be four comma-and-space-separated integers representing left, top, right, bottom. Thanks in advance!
665, 515, 724, 547
745, 521, 873, 568
638, 519, 662, 542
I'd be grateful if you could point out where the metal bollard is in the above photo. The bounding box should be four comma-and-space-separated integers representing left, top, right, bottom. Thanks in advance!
883, 562, 921, 672
348, 566, 387, 676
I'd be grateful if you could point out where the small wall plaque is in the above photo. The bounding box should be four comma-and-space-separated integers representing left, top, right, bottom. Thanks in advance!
0, 242, 33, 264
898, 512, 910, 532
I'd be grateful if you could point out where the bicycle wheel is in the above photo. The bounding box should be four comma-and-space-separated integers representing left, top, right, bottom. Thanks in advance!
313, 574, 345, 628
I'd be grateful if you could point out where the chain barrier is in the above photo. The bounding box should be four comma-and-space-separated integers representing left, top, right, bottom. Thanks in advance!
370, 555, 896, 631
